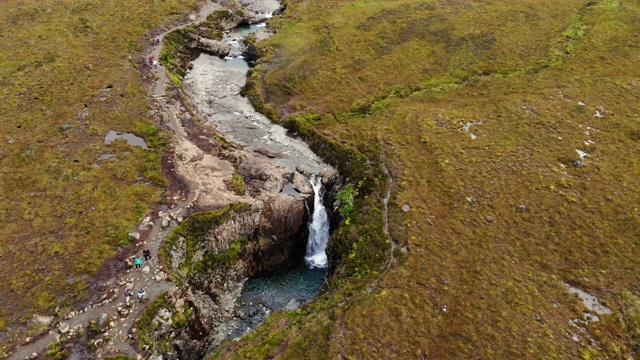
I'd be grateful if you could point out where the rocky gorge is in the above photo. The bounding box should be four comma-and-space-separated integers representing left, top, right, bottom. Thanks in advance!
128, 0, 342, 358
7, 0, 344, 358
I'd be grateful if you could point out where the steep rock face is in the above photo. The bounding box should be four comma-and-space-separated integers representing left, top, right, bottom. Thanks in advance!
158, 174, 316, 359
250, 193, 309, 275
205, 204, 262, 254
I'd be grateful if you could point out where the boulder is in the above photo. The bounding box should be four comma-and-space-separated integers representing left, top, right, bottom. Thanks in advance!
255, 148, 287, 159
34, 315, 54, 326
58, 322, 70, 334
260, 193, 306, 242
94, 313, 109, 332
175, 298, 185, 312
197, 38, 230, 58
128, 232, 140, 241
291, 172, 313, 197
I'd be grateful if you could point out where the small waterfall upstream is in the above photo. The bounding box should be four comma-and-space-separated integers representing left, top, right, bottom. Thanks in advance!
305, 176, 329, 269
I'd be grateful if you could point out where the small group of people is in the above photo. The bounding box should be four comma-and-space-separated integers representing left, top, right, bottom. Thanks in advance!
148, 55, 158, 68
124, 288, 146, 304
134, 249, 152, 270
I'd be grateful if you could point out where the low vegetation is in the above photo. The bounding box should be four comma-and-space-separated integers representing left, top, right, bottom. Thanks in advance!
160, 203, 252, 277
137, 291, 193, 353
0, 0, 196, 351
218, 0, 640, 358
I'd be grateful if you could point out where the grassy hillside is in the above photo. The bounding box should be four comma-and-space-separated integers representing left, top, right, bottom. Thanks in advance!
0, 0, 195, 350
220, 0, 640, 358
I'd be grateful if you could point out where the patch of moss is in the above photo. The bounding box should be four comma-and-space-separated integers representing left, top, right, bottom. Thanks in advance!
228, 174, 246, 196
44, 341, 67, 360
161, 203, 254, 276
195, 237, 248, 272
159, 27, 198, 81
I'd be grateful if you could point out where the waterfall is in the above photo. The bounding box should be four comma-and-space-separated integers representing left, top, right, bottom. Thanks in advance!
305, 176, 329, 269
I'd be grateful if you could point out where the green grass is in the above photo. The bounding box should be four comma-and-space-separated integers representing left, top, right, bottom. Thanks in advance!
0, 0, 196, 351
216, 0, 640, 358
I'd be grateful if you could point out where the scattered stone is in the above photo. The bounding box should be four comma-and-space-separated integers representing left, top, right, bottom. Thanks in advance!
59, 322, 70, 334
573, 159, 587, 167
401, 204, 411, 212
125, 282, 133, 290
60, 124, 72, 131
31, 353, 37, 358
486, 215, 494, 222
161, 218, 170, 229
158, 308, 172, 321
94, 313, 109, 332
86, 64, 93, 70
518, 205, 527, 212
465, 197, 476, 204
291, 172, 313, 195
255, 148, 287, 158
284, 298, 300, 310
34, 314, 54, 326
141, 266, 150, 274
175, 298, 185, 312
128, 232, 141, 241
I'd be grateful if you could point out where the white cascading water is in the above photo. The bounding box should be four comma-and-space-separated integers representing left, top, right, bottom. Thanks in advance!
305, 176, 329, 268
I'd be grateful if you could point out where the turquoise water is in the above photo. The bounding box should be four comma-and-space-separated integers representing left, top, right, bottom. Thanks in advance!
240, 263, 326, 310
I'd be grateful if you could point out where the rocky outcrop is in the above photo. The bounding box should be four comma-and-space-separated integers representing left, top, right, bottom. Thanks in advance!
196, 38, 230, 58
155, 167, 317, 359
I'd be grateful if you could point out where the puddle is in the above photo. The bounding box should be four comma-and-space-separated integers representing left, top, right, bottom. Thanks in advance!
104, 130, 149, 149
564, 283, 612, 315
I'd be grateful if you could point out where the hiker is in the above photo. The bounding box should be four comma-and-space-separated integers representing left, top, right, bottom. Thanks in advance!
134, 256, 142, 270
124, 289, 132, 305
148, 55, 154, 65
137, 289, 146, 303
156, 35, 161, 44
143, 249, 152, 261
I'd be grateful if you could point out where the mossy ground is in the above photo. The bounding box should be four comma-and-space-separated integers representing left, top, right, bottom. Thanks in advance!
219, 0, 640, 358
0, 0, 196, 350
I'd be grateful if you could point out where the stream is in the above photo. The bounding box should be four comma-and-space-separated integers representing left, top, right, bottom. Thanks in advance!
184, 24, 328, 175
182, 11, 332, 339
